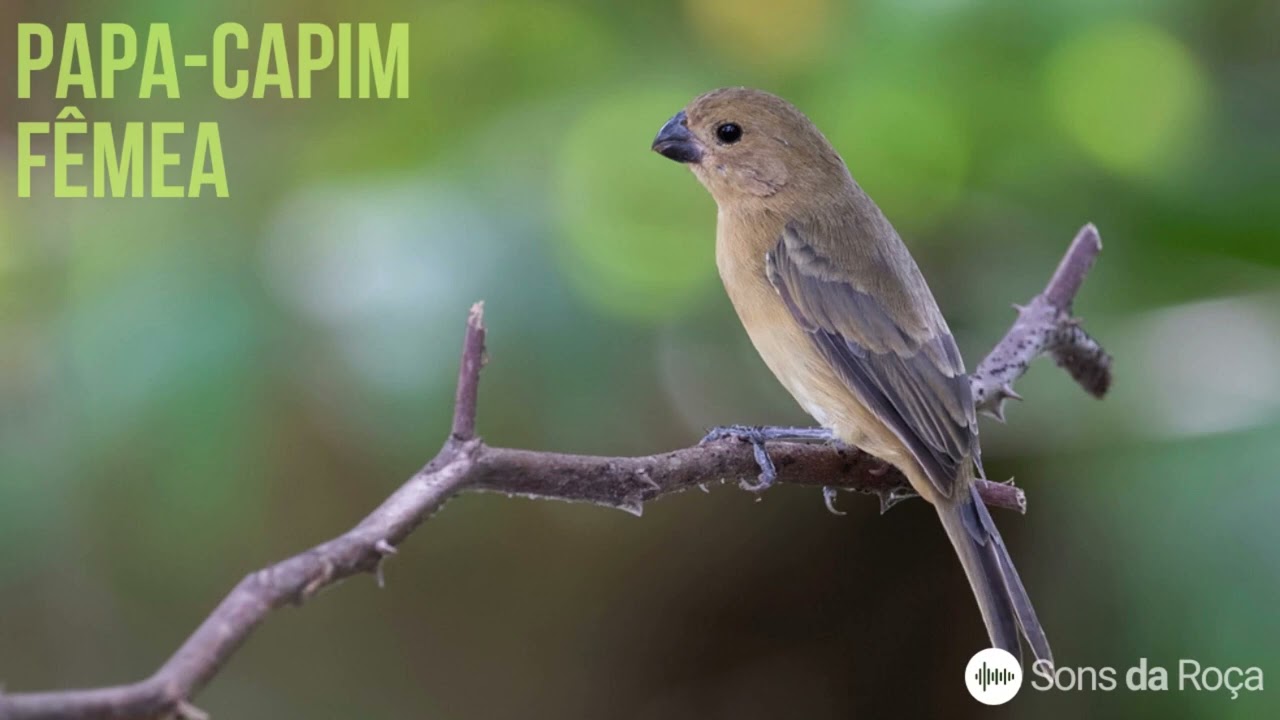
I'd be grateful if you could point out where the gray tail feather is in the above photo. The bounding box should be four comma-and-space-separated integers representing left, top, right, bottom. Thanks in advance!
936, 486, 1053, 668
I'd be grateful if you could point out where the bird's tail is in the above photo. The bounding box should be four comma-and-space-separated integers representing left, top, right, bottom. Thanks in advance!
935, 485, 1053, 669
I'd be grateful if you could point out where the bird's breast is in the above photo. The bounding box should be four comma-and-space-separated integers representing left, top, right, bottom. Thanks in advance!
714, 218, 891, 455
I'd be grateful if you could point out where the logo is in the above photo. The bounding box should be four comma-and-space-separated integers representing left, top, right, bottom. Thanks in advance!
1029, 657, 1264, 699
966, 648, 1022, 705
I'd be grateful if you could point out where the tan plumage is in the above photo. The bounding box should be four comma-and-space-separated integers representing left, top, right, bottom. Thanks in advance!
653, 87, 1051, 665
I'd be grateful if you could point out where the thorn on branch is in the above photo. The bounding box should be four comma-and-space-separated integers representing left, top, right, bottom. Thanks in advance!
173, 701, 210, 720
999, 384, 1023, 402
373, 539, 398, 589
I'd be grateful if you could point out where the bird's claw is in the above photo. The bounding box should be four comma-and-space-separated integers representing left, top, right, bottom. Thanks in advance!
700, 425, 777, 492
822, 487, 847, 515
877, 487, 919, 514
740, 438, 778, 492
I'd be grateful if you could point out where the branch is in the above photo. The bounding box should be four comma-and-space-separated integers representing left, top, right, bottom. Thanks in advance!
0, 227, 1111, 719
471, 443, 1027, 515
970, 224, 1112, 421
0, 304, 490, 720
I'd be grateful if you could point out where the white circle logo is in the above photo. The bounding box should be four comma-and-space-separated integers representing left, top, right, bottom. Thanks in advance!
965, 648, 1022, 705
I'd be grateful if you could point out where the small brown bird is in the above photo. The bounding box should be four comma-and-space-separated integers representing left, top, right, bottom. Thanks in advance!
652, 87, 1051, 665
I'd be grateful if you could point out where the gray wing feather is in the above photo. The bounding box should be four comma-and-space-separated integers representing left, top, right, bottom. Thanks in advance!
767, 223, 978, 498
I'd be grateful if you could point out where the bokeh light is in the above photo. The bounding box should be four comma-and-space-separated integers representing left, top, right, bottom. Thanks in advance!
554, 88, 717, 321
813, 80, 971, 231
684, 0, 834, 71
1045, 21, 1207, 177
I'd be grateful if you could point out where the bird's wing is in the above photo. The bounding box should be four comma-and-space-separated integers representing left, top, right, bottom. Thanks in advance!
766, 221, 978, 498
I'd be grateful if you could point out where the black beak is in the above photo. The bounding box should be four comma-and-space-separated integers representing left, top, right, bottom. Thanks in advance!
651, 110, 702, 164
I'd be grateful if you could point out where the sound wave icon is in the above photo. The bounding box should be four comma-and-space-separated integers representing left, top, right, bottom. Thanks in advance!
973, 662, 1016, 691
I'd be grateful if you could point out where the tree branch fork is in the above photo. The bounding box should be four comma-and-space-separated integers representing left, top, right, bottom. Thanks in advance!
0, 225, 1112, 720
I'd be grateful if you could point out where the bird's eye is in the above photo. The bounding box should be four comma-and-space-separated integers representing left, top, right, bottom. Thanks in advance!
716, 123, 743, 144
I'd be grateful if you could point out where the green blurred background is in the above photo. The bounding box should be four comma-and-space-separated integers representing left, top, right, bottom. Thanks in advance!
2, 0, 1277, 717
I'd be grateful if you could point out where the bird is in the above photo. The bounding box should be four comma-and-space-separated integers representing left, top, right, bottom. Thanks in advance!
651, 87, 1051, 667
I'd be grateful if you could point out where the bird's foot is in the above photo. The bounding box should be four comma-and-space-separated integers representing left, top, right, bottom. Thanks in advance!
867, 458, 894, 477
877, 486, 919, 515
822, 486, 847, 516
699, 425, 834, 492
699, 424, 834, 445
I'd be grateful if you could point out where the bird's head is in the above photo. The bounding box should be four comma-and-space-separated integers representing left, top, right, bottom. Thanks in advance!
651, 87, 849, 206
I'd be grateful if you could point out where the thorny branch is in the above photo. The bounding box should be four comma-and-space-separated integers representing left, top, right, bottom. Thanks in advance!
970, 224, 1111, 421
0, 225, 1113, 720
